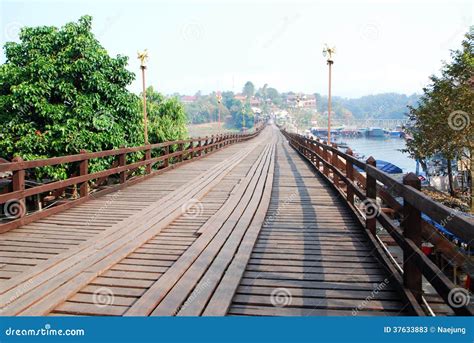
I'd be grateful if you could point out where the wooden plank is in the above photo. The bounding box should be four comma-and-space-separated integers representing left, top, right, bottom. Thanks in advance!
181, 139, 276, 316
1, 137, 262, 315
125, 140, 273, 316
154, 142, 274, 316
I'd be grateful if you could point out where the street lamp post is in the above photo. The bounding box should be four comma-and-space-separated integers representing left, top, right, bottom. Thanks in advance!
138, 50, 149, 145
323, 45, 335, 144
216, 91, 222, 130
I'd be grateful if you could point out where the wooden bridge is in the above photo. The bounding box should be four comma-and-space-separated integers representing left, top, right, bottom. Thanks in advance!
0, 125, 472, 316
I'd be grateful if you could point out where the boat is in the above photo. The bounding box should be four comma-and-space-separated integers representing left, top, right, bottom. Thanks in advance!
366, 127, 385, 137
388, 125, 404, 138
354, 159, 403, 174
375, 160, 403, 173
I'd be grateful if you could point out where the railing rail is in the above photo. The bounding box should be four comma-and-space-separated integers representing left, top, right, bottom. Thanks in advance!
0, 125, 265, 232
281, 129, 474, 316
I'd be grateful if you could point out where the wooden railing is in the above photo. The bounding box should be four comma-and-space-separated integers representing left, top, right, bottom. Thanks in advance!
281, 129, 474, 316
0, 125, 265, 233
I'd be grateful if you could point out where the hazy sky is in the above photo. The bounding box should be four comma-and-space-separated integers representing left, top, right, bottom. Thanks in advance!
1, 0, 472, 97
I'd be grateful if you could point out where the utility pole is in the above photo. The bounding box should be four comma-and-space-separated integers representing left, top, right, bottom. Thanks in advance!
323, 45, 335, 144
138, 50, 149, 144
216, 91, 222, 130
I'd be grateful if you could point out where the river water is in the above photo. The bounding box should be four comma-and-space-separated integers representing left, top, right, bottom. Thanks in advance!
332, 136, 416, 173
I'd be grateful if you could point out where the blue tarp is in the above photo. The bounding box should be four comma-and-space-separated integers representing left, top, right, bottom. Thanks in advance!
375, 160, 403, 174
354, 160, 403, 174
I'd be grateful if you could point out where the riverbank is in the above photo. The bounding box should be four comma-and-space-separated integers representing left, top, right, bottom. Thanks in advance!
187, 122, 240, 138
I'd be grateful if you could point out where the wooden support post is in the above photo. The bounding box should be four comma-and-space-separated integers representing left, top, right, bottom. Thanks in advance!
332, 143, 339, 185
145, 148, 152, 174
366, 156, 377, 236
322, 142, 329, 176
402, 172, 422, 303
346, 148, 354, 205
11, 156, 26, 218
204, 137, 209, 154
187, 142, 193, 160
315, 141, 320, 170
164, 145, 169, 168
118, 149, 126, 184
178, 143, 184, 162
79, 150, 88, 198
197, 138, 202, 157
310, 138, 315, 164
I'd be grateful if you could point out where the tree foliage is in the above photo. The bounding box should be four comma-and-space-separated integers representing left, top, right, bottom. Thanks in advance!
404, 29, 473, 200
243, 81, 255, 98
143, 86, 188, 143
0, 16, 188, 180
0, 16, 143, 178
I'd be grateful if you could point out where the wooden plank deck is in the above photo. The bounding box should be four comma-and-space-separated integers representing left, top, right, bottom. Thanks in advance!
227, 139, 408, 316
0, 126, 410, 316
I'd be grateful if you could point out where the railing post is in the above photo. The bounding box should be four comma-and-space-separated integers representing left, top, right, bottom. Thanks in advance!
310, 138, 315, 164
402, 173, 422, 303
322, 141, 329, 176
366, 156, 377, 236
178, 143, 184, 162
145, 147, 152, 174
79, 150, 88, 198
11, 156, 26, 218
197, 138, 202, 157
346, 148, 354, 205
118, 149, 126, 184
204, 137, 209, 154
315, 140, 320, 170
332, 143, 339, 186
188, 141, 193, 160
164, 145, 170, 168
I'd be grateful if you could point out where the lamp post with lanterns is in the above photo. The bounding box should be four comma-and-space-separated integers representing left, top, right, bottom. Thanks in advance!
322, 44, 335, 144
137, 50, 149, 145
216, 91, 222, 130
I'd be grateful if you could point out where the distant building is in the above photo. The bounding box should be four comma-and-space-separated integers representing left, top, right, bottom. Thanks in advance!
234, 94, 261, 106
286, 94, 317, 109
181, 95, 197, 104
234, 94, 247, 102
250, 98, 260, 106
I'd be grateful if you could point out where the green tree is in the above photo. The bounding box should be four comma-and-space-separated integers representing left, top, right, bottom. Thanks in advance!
0, 16, 143, 179
142, 87, 188, 143
405, 29, 473, 206
242, 81, 255, 98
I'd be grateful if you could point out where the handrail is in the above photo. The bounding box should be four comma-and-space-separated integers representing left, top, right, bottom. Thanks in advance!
0, 124, 265, 232
280, 128, 473, 316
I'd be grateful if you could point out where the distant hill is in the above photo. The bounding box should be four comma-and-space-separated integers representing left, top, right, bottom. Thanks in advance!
317, 93, 420, 120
